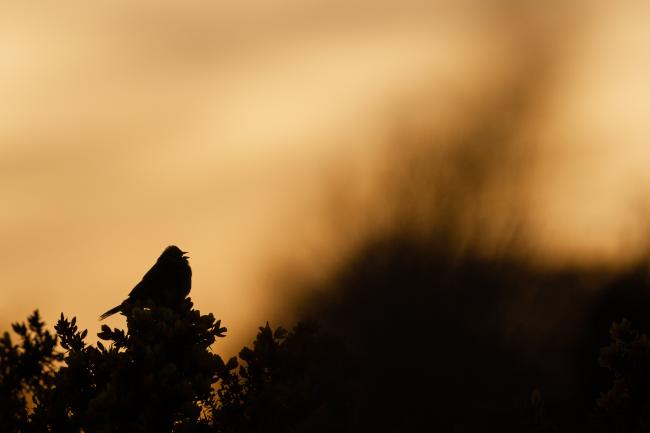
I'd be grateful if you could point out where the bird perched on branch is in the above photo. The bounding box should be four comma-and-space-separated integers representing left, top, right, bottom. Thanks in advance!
99, 245, 192, 320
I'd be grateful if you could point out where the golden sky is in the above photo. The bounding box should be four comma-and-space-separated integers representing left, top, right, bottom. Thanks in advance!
1, 0, 650, 354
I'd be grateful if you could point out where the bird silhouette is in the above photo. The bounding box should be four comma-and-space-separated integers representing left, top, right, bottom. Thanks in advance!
99, 245, 192, 320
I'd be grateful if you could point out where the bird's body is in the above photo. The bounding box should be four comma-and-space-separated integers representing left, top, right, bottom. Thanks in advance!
100, 245, 191, 320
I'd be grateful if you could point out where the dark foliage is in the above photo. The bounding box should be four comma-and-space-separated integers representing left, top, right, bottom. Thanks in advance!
595, 319, 650, 433
0, 299, 351, 433
27, 299, 225, 433
4, 273, 650, 432
0, 311, 61, 432
212, 321, 354, 433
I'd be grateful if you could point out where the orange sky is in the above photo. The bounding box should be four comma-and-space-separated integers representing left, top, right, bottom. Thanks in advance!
1, 1, 650, 354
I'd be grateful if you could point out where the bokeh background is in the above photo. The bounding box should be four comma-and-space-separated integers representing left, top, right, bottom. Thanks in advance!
2, 0, 650, 355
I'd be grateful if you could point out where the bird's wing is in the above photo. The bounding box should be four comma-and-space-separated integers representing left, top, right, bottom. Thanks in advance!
127, 263, 158, 299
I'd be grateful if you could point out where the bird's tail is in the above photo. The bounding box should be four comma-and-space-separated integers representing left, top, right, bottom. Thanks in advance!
99, 305, 122, 321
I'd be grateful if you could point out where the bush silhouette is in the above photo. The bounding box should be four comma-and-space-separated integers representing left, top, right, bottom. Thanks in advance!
26, 299, 224, 433
0, 311, 61, 432
594, 318, 650, 432
7, 283, 650, 432
211, 322, 354, 433
0, 298, 352, 433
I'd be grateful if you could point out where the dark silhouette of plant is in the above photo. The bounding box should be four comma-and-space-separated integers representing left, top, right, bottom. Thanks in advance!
211, 322, 354, 433
0, 310, 61, 433
0, 299, 353, 433
28, 299, 226, 433
594, 319, 650, 433
7, 247, 650, 432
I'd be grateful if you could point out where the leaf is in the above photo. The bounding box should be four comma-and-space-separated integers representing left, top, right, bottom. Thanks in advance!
12, 323, 26, 336
226, 357, 238, 370
239, 347, 254, 361
274, 327, 288, 340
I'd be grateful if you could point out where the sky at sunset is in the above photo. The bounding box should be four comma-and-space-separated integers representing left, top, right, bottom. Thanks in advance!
2, 0, 650, 354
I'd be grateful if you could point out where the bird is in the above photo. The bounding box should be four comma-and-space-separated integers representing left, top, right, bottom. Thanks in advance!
99, 245, 192, 320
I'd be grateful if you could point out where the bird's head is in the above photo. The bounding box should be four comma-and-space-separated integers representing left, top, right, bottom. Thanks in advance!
159, 245, 189, 262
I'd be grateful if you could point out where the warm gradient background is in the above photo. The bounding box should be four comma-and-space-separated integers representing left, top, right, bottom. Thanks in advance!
2, 0, 650, 354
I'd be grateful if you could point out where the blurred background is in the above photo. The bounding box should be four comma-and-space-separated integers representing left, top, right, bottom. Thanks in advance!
2, 0, 650, 361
